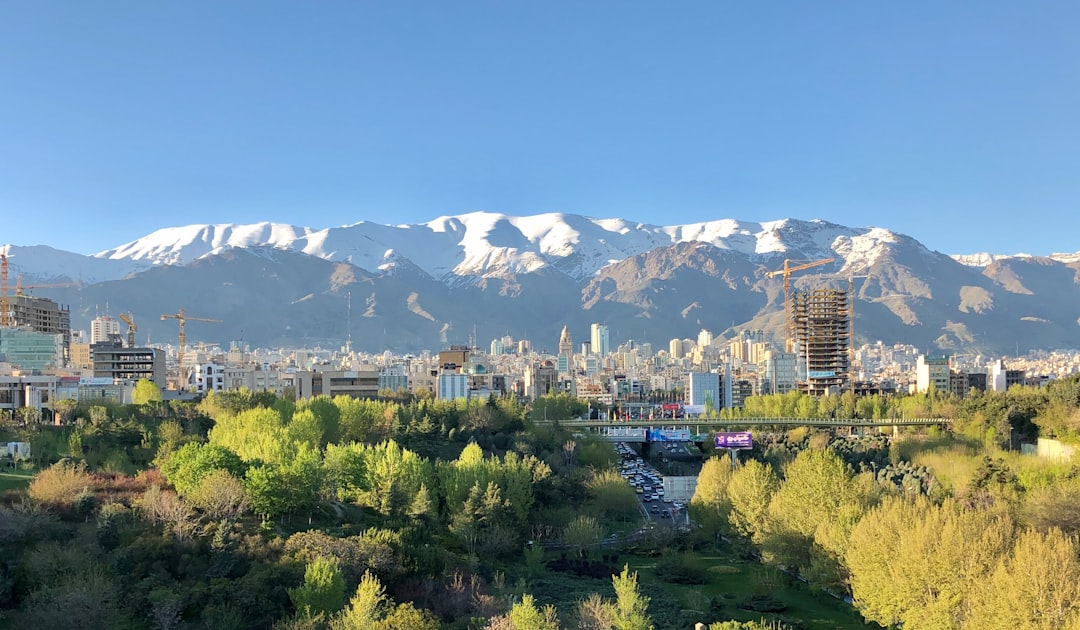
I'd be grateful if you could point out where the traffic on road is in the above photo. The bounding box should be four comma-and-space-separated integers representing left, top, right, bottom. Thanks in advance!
615, 441, 684, 527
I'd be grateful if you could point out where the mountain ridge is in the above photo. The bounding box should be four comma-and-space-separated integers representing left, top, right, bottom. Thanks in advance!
4, 212, 1079, 355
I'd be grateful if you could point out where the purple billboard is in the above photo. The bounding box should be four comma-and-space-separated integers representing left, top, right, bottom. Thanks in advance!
715, 431, 753, 449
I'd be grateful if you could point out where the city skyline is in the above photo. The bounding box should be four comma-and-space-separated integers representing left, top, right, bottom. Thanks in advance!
3, 3, 1079, 256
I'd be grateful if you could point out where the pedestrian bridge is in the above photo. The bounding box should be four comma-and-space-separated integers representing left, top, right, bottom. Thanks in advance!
545, 416, 951, 442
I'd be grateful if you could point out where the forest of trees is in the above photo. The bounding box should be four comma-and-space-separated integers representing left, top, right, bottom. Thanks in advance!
0, 375, 1078, 628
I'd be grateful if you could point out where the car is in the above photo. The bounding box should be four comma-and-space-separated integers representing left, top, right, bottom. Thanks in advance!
650, 506, 660, 513
661, 510, 671, 518
635, 487, 643, 494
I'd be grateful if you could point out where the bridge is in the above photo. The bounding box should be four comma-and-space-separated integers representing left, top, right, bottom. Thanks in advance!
540, 416, 952, 442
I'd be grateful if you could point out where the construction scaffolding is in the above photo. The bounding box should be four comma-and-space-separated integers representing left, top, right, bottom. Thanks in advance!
791, 286, 851, 396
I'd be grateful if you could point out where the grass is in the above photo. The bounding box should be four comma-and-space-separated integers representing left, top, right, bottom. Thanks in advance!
523, 545, 875, 630
627, 552, 874, 630
0, 469, 35, 491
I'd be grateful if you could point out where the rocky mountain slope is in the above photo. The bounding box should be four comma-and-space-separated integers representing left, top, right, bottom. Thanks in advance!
7, 213, 1080, 355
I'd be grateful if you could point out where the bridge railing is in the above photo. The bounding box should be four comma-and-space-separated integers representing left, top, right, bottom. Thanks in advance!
539, 416, 952, 428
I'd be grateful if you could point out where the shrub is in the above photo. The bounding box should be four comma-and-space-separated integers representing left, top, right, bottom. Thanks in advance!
28, 460, 94, 506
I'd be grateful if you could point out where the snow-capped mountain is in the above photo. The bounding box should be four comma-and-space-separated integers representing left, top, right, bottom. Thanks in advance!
952, 251, 1080, 267
6, 212, 1080, 355
88, 212, 898, 286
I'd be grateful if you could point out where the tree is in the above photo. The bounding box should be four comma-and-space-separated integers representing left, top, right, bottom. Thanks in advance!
187, 469, 250, 525
611, 565, 652, 630
486, 594, 561, 630
331, 571, 387, 630
727, 459, 780, 542
690, 457, 734, 534
289, 557, 346, 618
964, 528, 1080, 630
846, 496, 1014, 629
764, 448, 869, 584
562, 515, 604, 558
374, 603, 440, 630
132, 378, 164, 405
159, 442, 246, 495
575, 593, 615, 630
586, 470, 639, 523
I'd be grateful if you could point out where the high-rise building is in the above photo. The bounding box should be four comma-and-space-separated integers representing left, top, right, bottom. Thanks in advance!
791, 287, 851, 396
669, 338, 684, 359
90, 316, 121, 344
697, 329, 714, 349
8, 294, 71, 362
557, 326, 573, 375
0, 328, 63, 370
916, 355, 950, 393
686, 371, 721, 409
590, 323, 609, 358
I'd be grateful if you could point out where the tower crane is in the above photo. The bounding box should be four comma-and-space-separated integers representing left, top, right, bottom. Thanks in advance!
161, 309, 222, 390
765, 258, 836, 350
119, 312, 137, 348
14, 274, 79, 296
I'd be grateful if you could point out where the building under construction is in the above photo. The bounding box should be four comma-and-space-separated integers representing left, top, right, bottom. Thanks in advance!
790, 286, 851, 396
3, 294, 71, 363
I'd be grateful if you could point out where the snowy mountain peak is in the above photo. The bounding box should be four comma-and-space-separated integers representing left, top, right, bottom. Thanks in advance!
72, 213, 923, 286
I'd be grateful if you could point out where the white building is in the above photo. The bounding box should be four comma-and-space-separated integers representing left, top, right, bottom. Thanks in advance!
90, 316, 121, 344
590, 323, 609, 358
916, 355, 950, 393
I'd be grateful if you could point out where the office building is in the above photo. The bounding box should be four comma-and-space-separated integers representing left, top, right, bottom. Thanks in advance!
590, 323, 609, 358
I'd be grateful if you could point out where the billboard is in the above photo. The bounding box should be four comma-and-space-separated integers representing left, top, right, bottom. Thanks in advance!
648, 428, 691, 442
715, 431, 753, 449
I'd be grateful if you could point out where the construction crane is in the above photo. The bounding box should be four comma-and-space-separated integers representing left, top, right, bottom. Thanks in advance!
161, 308, 222, 389
766, 258, 836, 350
119, 312, 137, 348
14, 274, 79, 296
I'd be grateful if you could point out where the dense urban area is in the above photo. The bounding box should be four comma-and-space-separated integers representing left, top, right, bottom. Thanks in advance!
2, 291, 1080, 629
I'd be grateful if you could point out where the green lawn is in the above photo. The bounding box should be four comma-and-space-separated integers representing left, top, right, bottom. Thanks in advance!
627, 552, 875, 630
0, 470, 35, 492
524, 545, 876, 630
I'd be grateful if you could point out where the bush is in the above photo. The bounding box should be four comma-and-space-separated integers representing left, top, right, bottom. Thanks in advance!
654, 554, 709, 584
28, 460, 94, 506
738, 594, 788, 613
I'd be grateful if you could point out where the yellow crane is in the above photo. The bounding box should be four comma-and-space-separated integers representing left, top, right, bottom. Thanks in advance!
119, 312, 137, 348
14, 274, 79, 296
161, 309, 222, 389
766, 258, 836, 350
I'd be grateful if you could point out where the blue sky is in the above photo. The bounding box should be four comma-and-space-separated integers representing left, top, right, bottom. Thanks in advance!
2, 2, 1077, 256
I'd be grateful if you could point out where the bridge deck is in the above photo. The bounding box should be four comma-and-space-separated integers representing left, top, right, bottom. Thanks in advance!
544, 416, 951, 429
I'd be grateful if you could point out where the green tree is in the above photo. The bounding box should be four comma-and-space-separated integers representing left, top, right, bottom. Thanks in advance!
331, 571, 388, 630
727, 459, 780, 543
289, 557, 346, 618
562, 515, 604, 558
374, 603, 440, 630
586, 470, 639, 523
846, 496, 1014, 629
964, 527, 1080, 630
611, 565, 652, 630
159, 442, 246, 495
690, 457, 734, 534
132, 378, 164, 405
765, 448, 869, 584
487, 594, 561, 629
